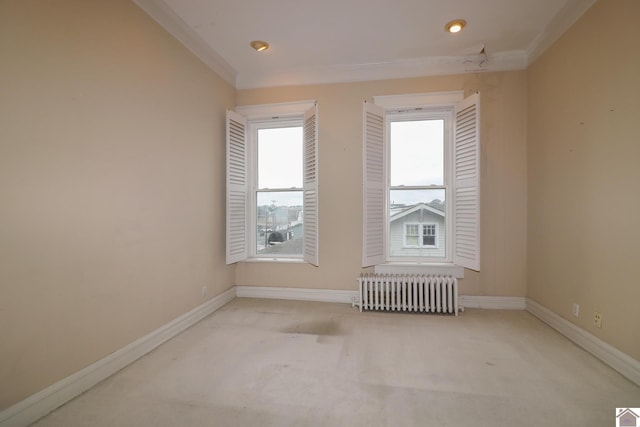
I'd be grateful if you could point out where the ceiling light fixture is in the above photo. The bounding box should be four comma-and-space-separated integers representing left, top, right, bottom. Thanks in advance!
250, 40, 269, 52
445, 19, 467, 33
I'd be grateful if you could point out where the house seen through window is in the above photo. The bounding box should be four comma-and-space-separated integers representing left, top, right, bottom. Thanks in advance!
389, 116, 447, 260
256, 125, 304, 256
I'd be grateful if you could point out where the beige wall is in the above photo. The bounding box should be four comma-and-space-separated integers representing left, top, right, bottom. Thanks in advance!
236, 71, 528, 298
11, 0, 632, 413
528, 0, 640, 359
0, 0, 235, 409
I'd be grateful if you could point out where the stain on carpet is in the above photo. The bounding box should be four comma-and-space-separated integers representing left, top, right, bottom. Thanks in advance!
281, 320, 343, 336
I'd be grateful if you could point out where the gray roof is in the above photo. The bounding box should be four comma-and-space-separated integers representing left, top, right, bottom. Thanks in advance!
390, 202, 445, 222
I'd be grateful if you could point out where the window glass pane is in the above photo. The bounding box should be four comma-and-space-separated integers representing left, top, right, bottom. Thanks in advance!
405, 224, 418, 246
422, 225, 436, 246
390, 189, 445, 257
256, 191, 303, 256
406, 236, 418, 246
258, 127, 303, 189
390, 119, 444, 186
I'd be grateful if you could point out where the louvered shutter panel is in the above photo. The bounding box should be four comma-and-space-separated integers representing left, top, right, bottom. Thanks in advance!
226, 110, 248, 264
362, 102, 386, 267
453, 93, 480, 271
303, 103, 319, 266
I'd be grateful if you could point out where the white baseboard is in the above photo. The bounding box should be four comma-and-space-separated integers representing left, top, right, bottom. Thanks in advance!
236, 286, 527, 311
526, 298, 640, 387
0, 287, 236, 427
236, 286, 358, 304
459, 295, 527, 310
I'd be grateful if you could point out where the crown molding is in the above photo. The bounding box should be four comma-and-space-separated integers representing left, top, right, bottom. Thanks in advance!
133, 0, 237, 86
134, 0, 593, 90
526, 0, 597, 65
236, 51, 527, 89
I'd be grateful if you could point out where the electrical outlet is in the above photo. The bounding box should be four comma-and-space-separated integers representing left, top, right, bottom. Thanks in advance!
572, 303, 580, 317
201, 286, 207, 298
594, 311, 602, 328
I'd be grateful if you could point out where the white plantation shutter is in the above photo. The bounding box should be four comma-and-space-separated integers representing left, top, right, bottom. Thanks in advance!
226, 110, 248, 264
362, 101, 386, 267
303, 103, 319, 266
453, 93, 480, 271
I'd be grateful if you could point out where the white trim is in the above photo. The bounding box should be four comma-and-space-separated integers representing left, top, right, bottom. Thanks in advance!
374, 91, 464, 110
526, 0, 597, 65
247, 112, 306, 262
383, 103, 455, 265
236, 286, 358, 304
236, 52, 527, 90
236, 286, 527, 311
242, 258, 306, 264
459, 296, 526, 310
132, 0, 236, 86
236, 100, 316, 120
0, 288, 236, 427
236, 284, 528, 312
526, 298, 640, 387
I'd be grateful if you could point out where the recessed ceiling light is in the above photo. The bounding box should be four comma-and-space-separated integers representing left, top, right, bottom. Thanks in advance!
445, 19, 467, 33
250, 40, 269, 52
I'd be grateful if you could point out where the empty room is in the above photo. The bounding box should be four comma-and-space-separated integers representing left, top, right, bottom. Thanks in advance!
1, 0, 639, 426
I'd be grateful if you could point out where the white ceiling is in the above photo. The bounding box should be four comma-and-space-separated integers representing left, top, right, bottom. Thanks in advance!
134, 0, 596, 89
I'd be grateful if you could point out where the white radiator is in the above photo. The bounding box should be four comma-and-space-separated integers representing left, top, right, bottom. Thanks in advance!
355, 274, 459, 315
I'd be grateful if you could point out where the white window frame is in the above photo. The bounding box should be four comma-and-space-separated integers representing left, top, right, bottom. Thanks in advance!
363, 91, 480, 272
226, 100, 319, 266
387, 108, 452, 263
249, 118, 304, 260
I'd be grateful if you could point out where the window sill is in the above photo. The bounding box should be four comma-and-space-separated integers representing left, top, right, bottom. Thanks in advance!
401, 246, 439, 250
374, 263, 464, 278
243, 257, 305, 264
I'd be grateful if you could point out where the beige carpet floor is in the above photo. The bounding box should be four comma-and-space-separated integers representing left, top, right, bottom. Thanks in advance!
33, 298, 640, 426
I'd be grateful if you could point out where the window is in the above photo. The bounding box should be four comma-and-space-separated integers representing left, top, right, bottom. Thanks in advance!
405, 224, 419, 246
423, 224, 436, 246
255, 124, 303, 257
226, 101, 318, 265
403, 223, 438, 248
389, 111, 448, 260
363, 91, 480, 271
